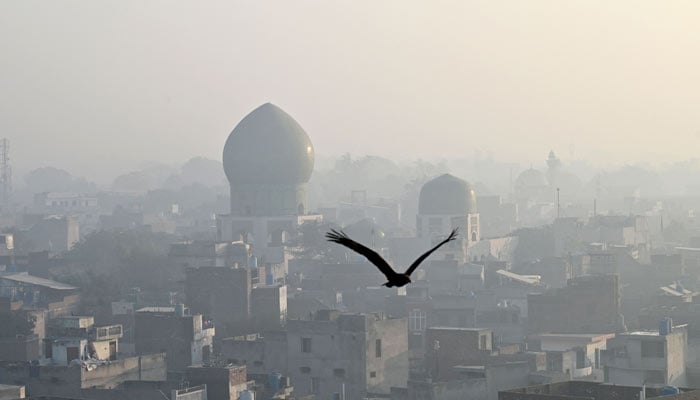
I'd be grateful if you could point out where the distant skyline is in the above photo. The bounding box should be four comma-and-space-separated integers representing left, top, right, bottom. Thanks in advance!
3, 1, 700, 183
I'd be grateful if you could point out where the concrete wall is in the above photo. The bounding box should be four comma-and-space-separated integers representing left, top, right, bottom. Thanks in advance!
81, 353, 167, 388
0, 336, 40, 362
486, 363, 531, 400
221, 337, 265, 374
286, 314, 408, 400
185, 266, 251, 337
172, 384, 208, 400
527, 275, 621, 335
603, 329, 686, 386
187, 365, 246, 400
135, 311, 200, 372
667, 328, 688, 387
0, 354, 166, 398
408, 378, 488, 400
0, 384, 24, 400
366, 317, 408, 395
221, 330, 288, 377
251, 285, 287, 331
426, 328, 492, 381
499, 381, 692, 400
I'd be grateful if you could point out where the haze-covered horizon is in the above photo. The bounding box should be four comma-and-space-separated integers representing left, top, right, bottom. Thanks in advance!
3, 1, 700, 183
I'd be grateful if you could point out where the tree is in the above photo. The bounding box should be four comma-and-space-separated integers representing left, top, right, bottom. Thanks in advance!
25, 167, 96, 193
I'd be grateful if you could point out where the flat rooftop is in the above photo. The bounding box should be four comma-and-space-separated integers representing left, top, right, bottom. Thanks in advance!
428, 327, 490, 332
136, 307, 175, 313
0, 273, 77, 290
532, 333, 616, 341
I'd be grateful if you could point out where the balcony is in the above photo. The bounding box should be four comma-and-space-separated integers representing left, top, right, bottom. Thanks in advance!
91, 324, 123, 341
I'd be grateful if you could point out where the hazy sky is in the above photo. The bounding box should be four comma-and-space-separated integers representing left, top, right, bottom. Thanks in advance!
2, 1, 699, 183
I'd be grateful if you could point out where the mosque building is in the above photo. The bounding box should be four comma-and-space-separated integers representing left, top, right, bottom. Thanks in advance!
217, 103, 322, 268
416, 173, 480, 263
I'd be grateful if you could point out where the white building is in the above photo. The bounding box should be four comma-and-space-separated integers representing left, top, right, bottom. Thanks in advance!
528, 333, 615, 380
601, 322, 687, 387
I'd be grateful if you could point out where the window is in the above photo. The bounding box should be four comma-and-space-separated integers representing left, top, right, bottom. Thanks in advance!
576, 349, 586, 369
375, 339, 382, 358
300, 366, 311, 374
370, 371, 377, 378
641, 341, 665, 358
409, 309, 426, 332
311, 377, 320, 394
301, 337, 312, 353
645, 370, 666, 384
333, 368, 345, 378
479, 335, 487, 350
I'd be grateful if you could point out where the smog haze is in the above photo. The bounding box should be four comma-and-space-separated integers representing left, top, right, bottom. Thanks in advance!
2, 1, 700, 182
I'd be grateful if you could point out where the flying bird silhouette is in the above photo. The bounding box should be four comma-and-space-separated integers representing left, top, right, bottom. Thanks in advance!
325, 228, 459, 288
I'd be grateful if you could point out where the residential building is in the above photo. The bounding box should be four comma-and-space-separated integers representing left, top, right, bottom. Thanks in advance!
134, 306, 214, 374
223, 311, 408, 400
527, 274, 625, 335
186, 364, 249, 400
527, 333, 615, 380
499, 381, 699, 400
0, 273, 80, 318
601, 322, 687, 387
251, 284, 287, 331
287, 311, 408, 400
185, 266, 251, 337
44, 316, 123, 365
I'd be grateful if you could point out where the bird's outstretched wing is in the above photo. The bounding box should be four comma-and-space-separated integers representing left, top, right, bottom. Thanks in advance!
325, 229, 398, 279
404, 228, 459, 276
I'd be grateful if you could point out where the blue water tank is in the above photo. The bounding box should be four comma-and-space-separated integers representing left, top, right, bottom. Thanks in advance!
661, 386, 680, 395
268, 372, 281, 389
266, 273, 274, 285
659, 318, 673, 335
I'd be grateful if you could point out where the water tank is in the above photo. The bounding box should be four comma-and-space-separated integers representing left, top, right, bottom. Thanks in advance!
660, 386, 680, 395
659, 318, 673, 335
266, 273, 274, 285
251, 256, 258, 269
268, 372, 282, 390
175, 303, 185, 317
239, 390, 255, 400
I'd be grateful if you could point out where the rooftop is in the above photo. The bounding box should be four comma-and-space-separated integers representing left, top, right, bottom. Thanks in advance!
429, 327, 490, 332
496, 269, 541, 285
0, 273, 77, 290
532, 333, 616, 342
136, 307, 175, 313
622, 325, 687, 337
